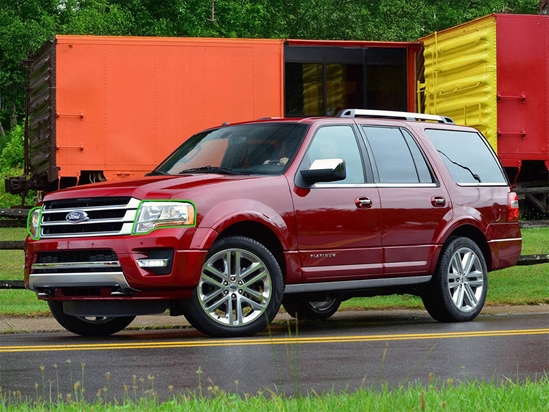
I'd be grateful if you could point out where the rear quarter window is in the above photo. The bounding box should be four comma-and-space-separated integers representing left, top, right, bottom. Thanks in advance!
425, 129, 507, 185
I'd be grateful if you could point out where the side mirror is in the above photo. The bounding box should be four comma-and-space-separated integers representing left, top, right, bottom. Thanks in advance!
300, 158, 346, 184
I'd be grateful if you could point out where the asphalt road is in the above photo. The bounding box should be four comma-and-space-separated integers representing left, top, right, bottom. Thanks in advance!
0, 307, 547, 401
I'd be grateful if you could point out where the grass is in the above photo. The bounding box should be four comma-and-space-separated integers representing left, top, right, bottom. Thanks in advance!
0, 369, 548, 411
0, 227, 48, 316
0, 228, 548, 317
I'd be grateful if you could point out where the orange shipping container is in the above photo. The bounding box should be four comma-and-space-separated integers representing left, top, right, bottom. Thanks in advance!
26, 35, 284, 190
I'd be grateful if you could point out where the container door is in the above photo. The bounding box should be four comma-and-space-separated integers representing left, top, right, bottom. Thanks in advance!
284, 44, 409, 116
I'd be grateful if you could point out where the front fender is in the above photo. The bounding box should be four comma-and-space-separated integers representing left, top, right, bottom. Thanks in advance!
189, 199, 296, 251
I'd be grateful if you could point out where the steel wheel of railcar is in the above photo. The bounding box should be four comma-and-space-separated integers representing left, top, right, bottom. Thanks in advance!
183, 236, 283, 337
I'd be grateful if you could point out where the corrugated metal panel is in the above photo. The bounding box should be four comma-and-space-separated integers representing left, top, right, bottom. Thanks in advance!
421, 15, 498, 150
27, 38, 57, 183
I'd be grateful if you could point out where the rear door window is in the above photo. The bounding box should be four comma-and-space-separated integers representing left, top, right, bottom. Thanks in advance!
361, 126, 434, 184
425, 129, 507, 185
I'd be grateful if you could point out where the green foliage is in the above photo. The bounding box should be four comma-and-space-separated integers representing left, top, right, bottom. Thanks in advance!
0, 375, 548, 410
0, 124, 24, 170
0, 0, 540, 132
0, 0, 57, 131
0, 168, 36, 207
0, 125, 35, 207
57, 0, 135, 35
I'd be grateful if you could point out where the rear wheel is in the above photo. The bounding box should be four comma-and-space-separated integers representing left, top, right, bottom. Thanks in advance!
182, 236, 284, 337
48, 301, 135, 336
422, 237, 487, 322
283, 297, 341, 320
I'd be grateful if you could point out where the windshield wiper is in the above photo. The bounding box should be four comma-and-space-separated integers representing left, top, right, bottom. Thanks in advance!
179, 165, 241, 175
145, 170, 171, 176
437, 150, 481, 183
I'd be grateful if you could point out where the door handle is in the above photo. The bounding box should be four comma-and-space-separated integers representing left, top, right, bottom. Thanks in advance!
431, 196, 446, 207
356, 197, 372, 208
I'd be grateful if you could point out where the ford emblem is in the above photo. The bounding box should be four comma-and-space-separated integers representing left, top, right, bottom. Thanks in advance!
66, 210, 89, 223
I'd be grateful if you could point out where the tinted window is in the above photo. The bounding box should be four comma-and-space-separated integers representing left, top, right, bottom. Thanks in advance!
305, 125, 364, 184
362, 126, 433, 184
425, 129, 507, 184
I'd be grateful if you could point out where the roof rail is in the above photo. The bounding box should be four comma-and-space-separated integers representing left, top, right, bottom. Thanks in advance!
336, 109, 454, 124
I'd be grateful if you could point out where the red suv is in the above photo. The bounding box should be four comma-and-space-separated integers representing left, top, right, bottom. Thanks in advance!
25, 109, 522, 337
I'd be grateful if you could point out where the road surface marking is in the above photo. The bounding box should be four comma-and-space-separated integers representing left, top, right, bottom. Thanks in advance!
1, 328, 548, 353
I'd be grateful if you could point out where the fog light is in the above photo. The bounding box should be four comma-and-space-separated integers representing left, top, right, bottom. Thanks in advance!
136, 258, 169, 268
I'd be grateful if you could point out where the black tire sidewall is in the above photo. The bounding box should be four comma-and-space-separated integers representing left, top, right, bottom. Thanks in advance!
183, 236, 284, 337
283, 298, 341, 321
424, 237, 488, 322
48, 301, 135, 336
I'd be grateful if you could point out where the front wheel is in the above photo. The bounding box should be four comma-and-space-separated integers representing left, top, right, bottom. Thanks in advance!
283, 297, 341, 320
422, 237, 488, 322
48, 301, 135, 336
182, 236, 284, 337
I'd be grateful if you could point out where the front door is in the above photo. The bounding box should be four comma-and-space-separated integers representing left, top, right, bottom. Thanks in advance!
292, 123, 383, 282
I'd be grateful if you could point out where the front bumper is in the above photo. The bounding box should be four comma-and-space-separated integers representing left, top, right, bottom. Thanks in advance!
25, 228, 208, 300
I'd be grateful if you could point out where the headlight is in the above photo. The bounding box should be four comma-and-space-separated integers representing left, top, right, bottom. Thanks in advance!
133, 201, 195, 234
27, 207, 42, 240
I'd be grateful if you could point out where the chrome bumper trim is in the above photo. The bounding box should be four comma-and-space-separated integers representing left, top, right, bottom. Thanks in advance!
28, 272, 133, 291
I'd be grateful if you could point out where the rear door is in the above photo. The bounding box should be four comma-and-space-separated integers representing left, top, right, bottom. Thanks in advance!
359, 125, 452, 275
291, 123, 383, 282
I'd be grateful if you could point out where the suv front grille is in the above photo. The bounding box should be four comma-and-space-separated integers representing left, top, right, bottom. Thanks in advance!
32, 249, 120, 274
37, 250, 118, 263
39, 197, 140, 238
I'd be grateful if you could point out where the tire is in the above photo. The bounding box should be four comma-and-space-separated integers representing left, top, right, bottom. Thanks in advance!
283, 297, 341, 320
48, 301, 135, 337
422, 237, 488, 322
182, 236, 284, 337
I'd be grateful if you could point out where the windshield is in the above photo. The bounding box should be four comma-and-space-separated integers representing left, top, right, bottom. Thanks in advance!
150, 123, 308, 176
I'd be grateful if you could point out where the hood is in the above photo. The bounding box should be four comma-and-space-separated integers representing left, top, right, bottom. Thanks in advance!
44, 174, 261, 201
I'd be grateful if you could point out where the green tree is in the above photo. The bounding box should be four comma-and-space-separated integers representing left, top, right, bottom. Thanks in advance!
56, 0, 135, 35
0, 0, 540, 139
0, 0, 57, 135
0, 124, 24, 170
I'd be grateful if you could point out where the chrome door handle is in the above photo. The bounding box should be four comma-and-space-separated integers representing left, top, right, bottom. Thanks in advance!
431, 196, 446, 207
356, 197, 372, 208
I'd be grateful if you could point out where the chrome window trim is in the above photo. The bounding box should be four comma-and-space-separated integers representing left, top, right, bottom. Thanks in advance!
457, 183, 509, 187
312, 182, 439, 189
375, 183, 439, 188
312, 183, 376, 188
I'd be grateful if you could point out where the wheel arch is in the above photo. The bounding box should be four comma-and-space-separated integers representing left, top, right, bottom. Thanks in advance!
439, 224, 492, 271
217, 221, 287, 280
